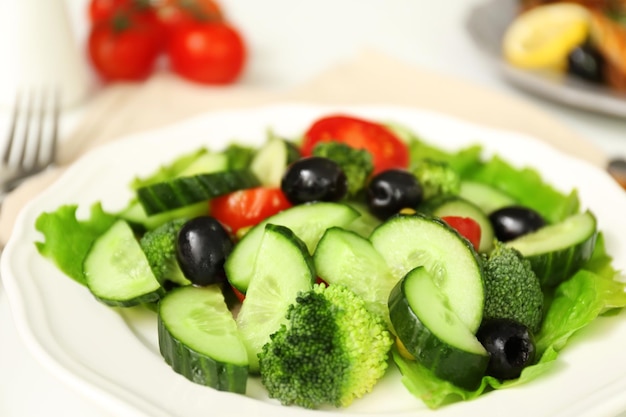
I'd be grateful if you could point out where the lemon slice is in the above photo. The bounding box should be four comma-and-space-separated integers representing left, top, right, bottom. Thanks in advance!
502, 3, 591, 70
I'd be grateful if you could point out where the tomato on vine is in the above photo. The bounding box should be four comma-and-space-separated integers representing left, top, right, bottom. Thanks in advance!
87, 11, 164, 81
166, 21, 246, 84
154, 0, 224, 34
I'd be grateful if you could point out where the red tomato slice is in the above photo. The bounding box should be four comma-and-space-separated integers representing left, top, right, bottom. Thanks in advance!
441, 216, 482, 251
300, 115, 409, 174
210, 187, 291, 234
231, 285, 246, 303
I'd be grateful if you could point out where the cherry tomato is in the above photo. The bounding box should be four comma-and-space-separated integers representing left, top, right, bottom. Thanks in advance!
154, 0, 223, 34
166, 22, 246, 84
210, 187, 292, 234
301, 115, 409, 175
88, 12, 163, 81
441, 216, 482, 251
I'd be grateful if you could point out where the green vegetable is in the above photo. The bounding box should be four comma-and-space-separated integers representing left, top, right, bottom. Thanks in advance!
158, 285, 249, 393
35, 203, 119, 285
463, 155, 579, 224
482, 242, 544, 333
84, 219, 164, 307
130, 148, 216, 189
139, 218, 190, 286
391, 233, 626, 409
222, 143, 256, 171
389, 266, 489, 390
311, 141, 374, 196
411, 158, 461, 200
258, 283, 393, 409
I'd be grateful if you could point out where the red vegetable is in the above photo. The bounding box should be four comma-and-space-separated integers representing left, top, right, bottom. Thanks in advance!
210, 187, 292, 234
300, 115, 409, 174
166, 21, 246, 84
441, 216, 482, 251
87, 11, 164, 81
155, 0, 224, 35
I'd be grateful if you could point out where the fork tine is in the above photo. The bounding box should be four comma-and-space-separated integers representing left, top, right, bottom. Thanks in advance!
32, 90, 46, 168
3, 92, 22, 165
15, 89, 34, 169
49, 88, 59, 167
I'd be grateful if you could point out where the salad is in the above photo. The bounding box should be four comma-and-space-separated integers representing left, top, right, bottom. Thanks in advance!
32, 111, 626, 411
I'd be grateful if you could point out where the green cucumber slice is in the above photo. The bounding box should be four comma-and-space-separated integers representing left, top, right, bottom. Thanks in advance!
119, 200, 207, 231
158, 285, 248, 393
236, 224, 315, 372
313, 227, 397, 320
84, 220, 164, 307
459, 181, 516, 214
250, 134, 300, 187
388, 266, 489, 390
178, 152, 229, 176
422, 195, 495, 253
370, 213, 485, 333
136, 170, 260, 215
225, 202, 360, 293
506, 210, 597, 287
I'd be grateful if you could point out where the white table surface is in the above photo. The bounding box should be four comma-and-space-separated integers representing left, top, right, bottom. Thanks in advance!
1, 1, 625, 416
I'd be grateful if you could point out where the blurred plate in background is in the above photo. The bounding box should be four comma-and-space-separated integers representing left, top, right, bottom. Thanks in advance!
466, 0, 626, 119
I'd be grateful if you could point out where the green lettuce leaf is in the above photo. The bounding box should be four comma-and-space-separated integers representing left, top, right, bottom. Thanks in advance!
130, 148, 210, 189
34, 203, 119, 285
462, 156, 580, 223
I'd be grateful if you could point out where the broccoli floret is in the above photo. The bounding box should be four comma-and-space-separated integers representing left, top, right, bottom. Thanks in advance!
258, 284, 393, 409
411, 158, 461, 200
482, 242, 544, 333
311, 142, 374, 196
139, 218, 190, 286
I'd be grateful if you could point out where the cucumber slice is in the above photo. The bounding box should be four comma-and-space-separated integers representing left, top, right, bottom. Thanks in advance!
313, 227, 397, 320
388, 266, 489, 390
158, 285, 248, 393
84, 220, 164, 307
178, 152, 229, 176
225, 202, 360, 293
250, 134, 300, 187
236, 224, 315, 372
136, 170, 260, 215
422, 195, 495, 253
506, 210, 597, 287
459, 181, 516, 214
370, 213, 485, 333
119, 200, 207, 231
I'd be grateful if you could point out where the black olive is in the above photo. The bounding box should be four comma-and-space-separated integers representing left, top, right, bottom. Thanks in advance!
281, 156, 348, 204
176, 216, 234, 286
489, 205, 545, 242
366, 169, 423, 220
477, 318, 536, 380
567, 43, 605, 84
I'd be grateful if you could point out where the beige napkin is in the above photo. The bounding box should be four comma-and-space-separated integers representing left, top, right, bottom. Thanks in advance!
0, 50, 606, 245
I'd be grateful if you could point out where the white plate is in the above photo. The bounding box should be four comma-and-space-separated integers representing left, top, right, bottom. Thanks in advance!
3, 103, 626, 417
465, 0, 626, 119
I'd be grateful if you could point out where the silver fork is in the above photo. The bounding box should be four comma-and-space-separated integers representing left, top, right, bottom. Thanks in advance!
1, 89, 59, 202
